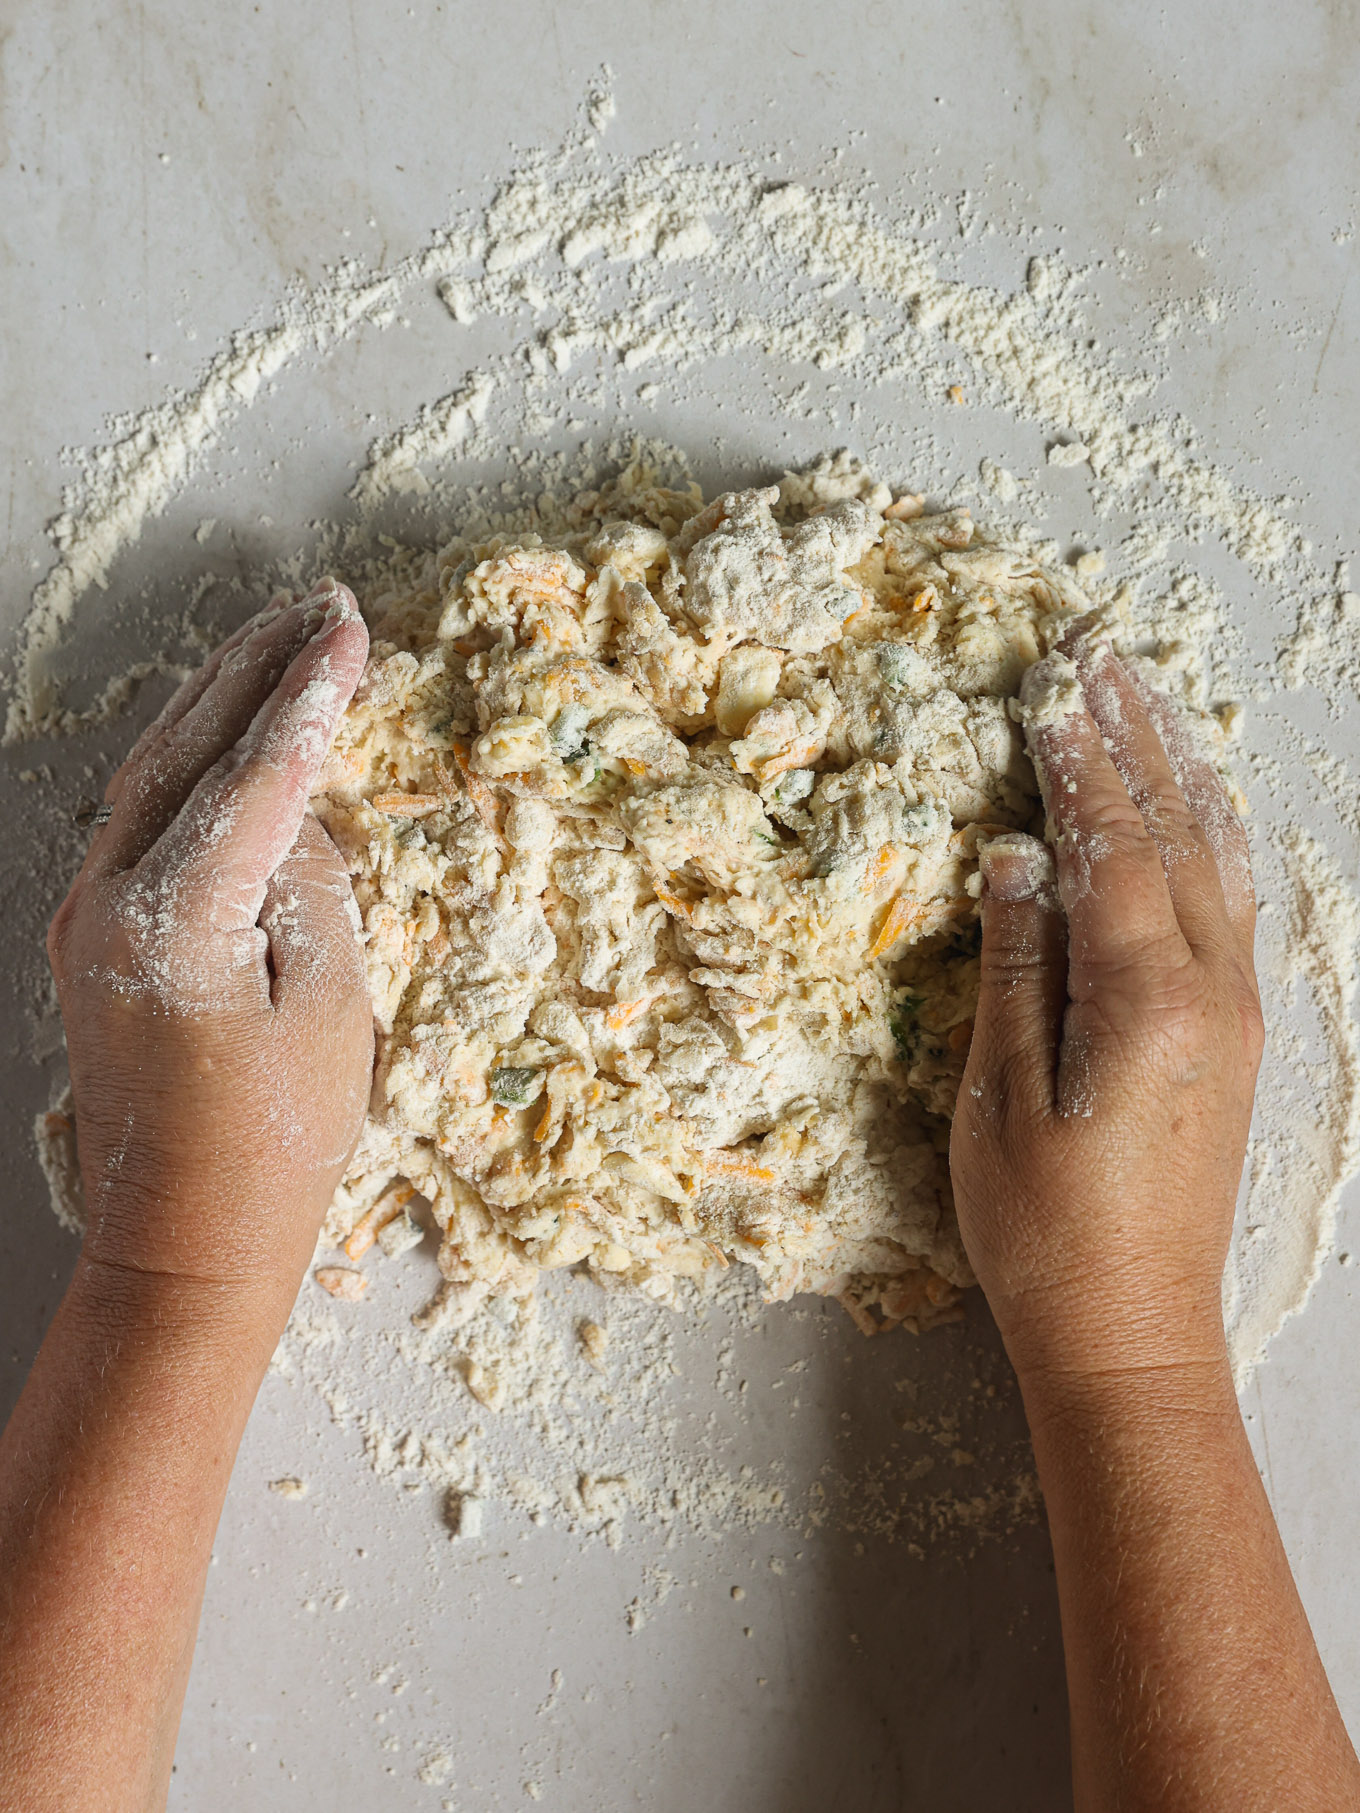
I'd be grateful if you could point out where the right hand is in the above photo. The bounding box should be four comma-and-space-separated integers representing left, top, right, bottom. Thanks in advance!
949, 624, 1264, 1396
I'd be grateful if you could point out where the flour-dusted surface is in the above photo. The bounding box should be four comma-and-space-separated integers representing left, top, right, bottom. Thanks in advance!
9, 77, 1355, 1380
5, 8, 1360, 1808
314, 457, 1100, 1327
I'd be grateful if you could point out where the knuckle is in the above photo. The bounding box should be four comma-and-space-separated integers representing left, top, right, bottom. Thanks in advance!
1071, 789, 1151, 848
1231, 977, 1265, 1065
1069, 954, 1208, 1045
981, 947, 1053, 993
1072, 922, 1186, 987
1144, 799, 1211, 862
46, 891, 79, 970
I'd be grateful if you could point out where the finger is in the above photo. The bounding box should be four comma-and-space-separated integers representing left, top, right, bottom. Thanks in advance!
1065, 636, 1236, 966
143, 589, 369, 932
260, 813, 370, 1025
91, 581, 343, 877
104, 591, 294, 804
261, 816, 373, 1174
961, 834, 1067, 1123
1121, 662, 1256, 953
1019, 650, 1187, 983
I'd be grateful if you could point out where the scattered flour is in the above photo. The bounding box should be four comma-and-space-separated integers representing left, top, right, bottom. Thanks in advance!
4, 268, 404, 741
267, 1254, 1038, 1554
10, 107, 1355, 739
16, 81, 1360, 1527
1227, 829, 1360, 1375
350, 375, 498, 510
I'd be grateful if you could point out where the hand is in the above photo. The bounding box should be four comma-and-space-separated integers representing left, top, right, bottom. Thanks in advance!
950, 622, 1263, 1396
46, 579, 373, 1329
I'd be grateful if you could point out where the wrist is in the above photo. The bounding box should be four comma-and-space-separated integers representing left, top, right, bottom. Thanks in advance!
1010, 1338, 1239, 1458
67, 1248, 296, 1374
990, 1263, 1230, 1397
76, 1164, 331, 1326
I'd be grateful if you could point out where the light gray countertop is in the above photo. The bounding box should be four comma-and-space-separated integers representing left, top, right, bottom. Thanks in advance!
2, 4, 1358, 1807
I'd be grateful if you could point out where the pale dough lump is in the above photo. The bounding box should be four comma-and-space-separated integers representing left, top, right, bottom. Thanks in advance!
315, 453, 1097, 1330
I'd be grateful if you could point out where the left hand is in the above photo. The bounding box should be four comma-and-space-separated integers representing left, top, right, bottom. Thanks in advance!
46, 578, 373, 1325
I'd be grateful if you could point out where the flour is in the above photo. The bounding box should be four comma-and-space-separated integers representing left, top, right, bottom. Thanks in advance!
268, 1252, 1038, 1553
16, 82, 1360, 1520
1225, 829, 1360, 1376
4, 270, 403, 742
349, 374, 497, 510
13, 111, 1353, 740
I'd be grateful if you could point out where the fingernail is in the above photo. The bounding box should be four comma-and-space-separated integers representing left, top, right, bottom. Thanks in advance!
979, 834, 1056, 904
282, 579, 350, 639
1058, 607, 1101, 642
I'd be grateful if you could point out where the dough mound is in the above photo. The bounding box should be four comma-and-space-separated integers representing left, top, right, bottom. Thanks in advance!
315, 453, 1089, 1330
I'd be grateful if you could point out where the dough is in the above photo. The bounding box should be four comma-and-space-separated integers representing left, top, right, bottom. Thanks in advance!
315, 453, 1091, 1330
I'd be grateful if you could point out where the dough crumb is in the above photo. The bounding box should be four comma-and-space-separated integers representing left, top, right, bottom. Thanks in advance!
578, 1320, 609, 1368
1047, 440, 1090, 468
315, 1265, 367, 1301
444, 1489, 486, 1540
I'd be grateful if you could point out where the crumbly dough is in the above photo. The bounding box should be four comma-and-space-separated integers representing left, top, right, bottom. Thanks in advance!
315, 453, 1091, 1330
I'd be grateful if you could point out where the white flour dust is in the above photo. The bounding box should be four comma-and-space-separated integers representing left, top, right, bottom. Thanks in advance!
269, 1253, 1039, 1557
17, 76, 1360, 1538
13, 85, 1358, 740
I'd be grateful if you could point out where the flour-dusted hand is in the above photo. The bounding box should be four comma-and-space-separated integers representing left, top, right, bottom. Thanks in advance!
47, 578, 374, 1313
950, 618, 1264, 1390
947, 623, 1360, 1810
2, 580, 376, 1811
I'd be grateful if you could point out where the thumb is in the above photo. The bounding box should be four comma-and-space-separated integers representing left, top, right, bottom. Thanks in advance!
962, 834, 1067, 1123
260, 814, 371, 1031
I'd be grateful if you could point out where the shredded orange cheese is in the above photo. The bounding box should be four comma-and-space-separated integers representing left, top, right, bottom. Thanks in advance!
869, 894, 925, 960
652, 883, 694, 921
372, 792, 443, 817
315, 1266, 367, 1301
452, 739, 502, 835
866, 844, 897, 890
706, 1156, 777, 1185
756, 739, 820, 783
344, 1182, 415, 1259
605, 997, 649, 1031
870, 894, 968, 959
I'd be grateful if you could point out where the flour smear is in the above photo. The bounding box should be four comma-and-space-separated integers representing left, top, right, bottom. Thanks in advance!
16, 73, 1360, 1505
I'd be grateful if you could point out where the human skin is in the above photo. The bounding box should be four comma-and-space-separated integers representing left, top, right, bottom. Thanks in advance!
0, 598, 1357, 1812
0, 580, 373, 1813
951, 625, 1360, 1810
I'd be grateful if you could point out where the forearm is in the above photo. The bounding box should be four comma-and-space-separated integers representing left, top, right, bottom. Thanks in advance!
0, 1254, 285, 1813
1018, 1350, 1360, 1812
